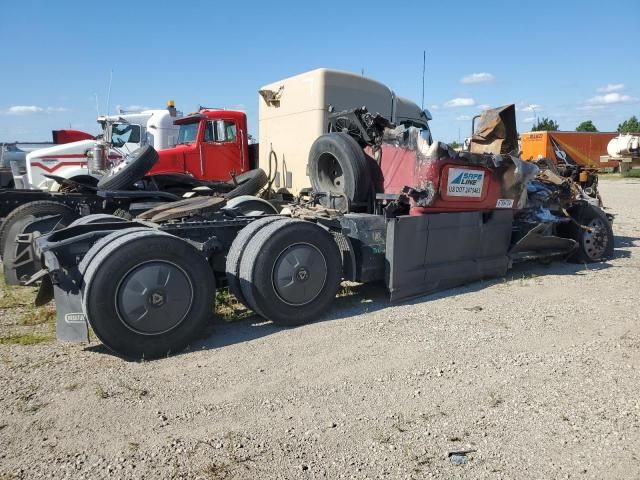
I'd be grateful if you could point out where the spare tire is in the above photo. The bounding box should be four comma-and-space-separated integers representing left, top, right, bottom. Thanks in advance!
308, 132, 371, 211
224, 169, 268, 199
97, 145, 159, 191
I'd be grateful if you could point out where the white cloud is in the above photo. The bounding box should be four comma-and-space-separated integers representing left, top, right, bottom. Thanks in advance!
6, 105, 43, 114
519, 104, 543, 112
523, 116, 536, 123
429, 104, 440, 111
597, 83, 624, 93
4, 105, 70, 115
477, 104, 491, 110
455, 115, 472, 121
587, 92, 637, 105
461, 73, 495, 84
444, 97, 475, 108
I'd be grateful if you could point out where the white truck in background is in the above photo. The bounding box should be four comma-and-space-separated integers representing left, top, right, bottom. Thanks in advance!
601, 134, 640, 174
17, 103, 181, 190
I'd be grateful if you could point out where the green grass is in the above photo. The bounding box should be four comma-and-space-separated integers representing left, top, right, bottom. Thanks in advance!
0, 272, 56, 345
19, 306, 56, 326
621, 169, 640, 178
0, 333, 52, 345
0, 283, 34, 309
215, 288, 252, 322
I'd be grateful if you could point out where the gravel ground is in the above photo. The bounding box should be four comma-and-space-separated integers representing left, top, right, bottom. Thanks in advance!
0, 178, 639, 480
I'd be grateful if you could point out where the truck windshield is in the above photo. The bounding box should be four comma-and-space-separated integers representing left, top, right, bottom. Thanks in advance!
177, 123, 199, 144
111, 123, 141, 145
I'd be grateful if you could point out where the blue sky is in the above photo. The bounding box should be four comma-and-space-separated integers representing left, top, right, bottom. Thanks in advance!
1, 0, 638, 143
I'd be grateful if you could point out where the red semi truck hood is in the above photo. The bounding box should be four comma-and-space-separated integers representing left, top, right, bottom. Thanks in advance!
149, 144, 193, 175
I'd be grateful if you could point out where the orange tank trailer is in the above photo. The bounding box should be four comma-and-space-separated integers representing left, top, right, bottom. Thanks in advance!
520, 131, 619, 169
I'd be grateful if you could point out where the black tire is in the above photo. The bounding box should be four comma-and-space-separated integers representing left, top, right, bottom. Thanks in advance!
97, 145, 159, 191
562, 203, 614, 263
225, 216, 289, 307
224, 169, 268, 200
2, 216, 40, 285
2, 209, 77, 285
223, 195, 278, 216
0, 201, 77, 259
78, 227, 152, 277
238, 220, 342, 326
69, 214, 126, 227
81, 230, 214, 359
308, 132, 371, 211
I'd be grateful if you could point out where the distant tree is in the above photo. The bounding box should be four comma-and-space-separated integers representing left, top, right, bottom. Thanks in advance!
531, 117, 559, 131
449, 140, 462, 149
576, 120, 598, 132
617, 116, 640, 134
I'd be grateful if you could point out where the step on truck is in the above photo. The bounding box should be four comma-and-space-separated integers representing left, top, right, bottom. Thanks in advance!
30, 103, 614, 359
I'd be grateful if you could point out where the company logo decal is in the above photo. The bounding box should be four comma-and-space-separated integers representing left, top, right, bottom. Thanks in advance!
447, 168, 485, 197
64, 313, 86, 323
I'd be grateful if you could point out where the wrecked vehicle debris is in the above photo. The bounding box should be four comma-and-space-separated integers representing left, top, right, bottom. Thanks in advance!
27, 99, 615, 358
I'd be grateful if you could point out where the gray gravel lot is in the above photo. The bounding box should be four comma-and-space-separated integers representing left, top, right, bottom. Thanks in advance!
1, 178, 639, 479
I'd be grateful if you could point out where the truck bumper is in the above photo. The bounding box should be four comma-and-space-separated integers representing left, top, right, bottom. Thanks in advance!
385, 210, 513, 302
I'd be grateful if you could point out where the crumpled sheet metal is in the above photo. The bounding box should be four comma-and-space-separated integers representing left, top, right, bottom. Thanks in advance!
379, 124, 537, 208
470, 104, 518, 155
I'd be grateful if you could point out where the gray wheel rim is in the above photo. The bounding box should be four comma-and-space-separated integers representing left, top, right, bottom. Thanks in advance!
582, 217, 609, 260
272, 243, 327, 306
116, 260, 194, 335
317, 152, 344, 192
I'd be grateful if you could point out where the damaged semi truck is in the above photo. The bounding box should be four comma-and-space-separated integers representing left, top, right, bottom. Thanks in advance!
25, 70, 613, 359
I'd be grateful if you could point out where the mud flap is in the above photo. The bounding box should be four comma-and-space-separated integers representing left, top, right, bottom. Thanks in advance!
385, 211, 513, 302
52, 283, 89, 343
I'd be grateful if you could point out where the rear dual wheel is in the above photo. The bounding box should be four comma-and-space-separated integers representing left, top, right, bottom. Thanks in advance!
81, 229, 214, 359
227, 218, 342, 326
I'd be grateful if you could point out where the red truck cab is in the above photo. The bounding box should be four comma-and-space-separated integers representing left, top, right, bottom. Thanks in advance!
150, 109, 251, 181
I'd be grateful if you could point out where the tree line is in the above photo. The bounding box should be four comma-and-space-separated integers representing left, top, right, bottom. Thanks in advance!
530, 116, 639, 133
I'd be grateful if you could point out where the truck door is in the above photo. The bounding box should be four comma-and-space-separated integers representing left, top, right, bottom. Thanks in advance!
201, 119, 243, 181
